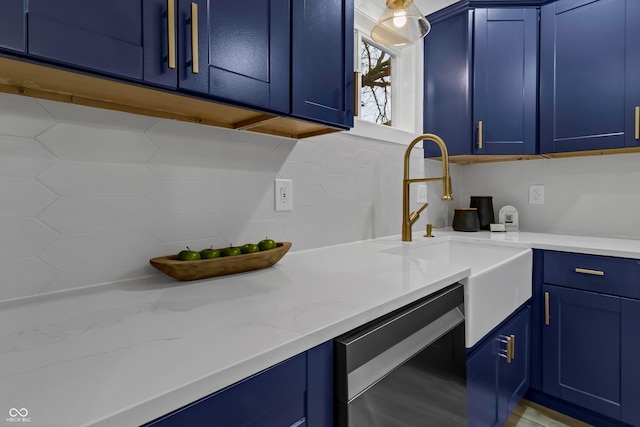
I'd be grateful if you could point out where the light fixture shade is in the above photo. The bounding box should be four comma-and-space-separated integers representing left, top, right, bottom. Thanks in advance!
371, 0, 431, 47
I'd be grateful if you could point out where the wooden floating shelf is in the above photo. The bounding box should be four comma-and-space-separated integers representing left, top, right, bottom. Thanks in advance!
150, 242, 292, 281
0, 56, 341, 140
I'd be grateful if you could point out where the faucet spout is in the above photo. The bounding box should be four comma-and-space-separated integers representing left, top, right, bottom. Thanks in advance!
402, 133, 452, 242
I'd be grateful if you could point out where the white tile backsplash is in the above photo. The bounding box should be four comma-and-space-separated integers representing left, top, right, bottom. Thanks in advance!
0, 135, 56, 176
37, 122, 158, 163
37, 161, 155, 196
0, 91, 447, 301
460, 154, 640, 239
0, 177, 57, 216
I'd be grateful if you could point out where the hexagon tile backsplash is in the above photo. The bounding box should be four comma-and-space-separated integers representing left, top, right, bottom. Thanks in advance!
0, 92, 442, 302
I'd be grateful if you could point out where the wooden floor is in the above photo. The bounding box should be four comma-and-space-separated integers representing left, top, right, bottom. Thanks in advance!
505, 399, 593, 427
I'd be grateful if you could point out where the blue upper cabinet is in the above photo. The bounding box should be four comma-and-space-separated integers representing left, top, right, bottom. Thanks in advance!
291, 0, 355, 128
143, 0, 287, 110
28, 0, 143, 80
540, 0, 640, 153
0, 0, 25, 52
143, 0, 208, 94
206, 0, 290, 113
423, 11, 472, 158
473, 9, 538, 155
424, 7, 538, 157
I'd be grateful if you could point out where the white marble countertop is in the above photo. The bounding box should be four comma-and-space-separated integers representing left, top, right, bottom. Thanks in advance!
3, 230, 640, 427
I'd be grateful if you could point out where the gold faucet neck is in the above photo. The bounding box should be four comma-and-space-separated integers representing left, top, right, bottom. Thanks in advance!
402, 133, 452, 241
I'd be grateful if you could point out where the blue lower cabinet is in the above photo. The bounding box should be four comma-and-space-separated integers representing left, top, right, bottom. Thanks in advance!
467, 305, 530, 427
144, 341, 333, 427
543, 284, 640, 425
543, 285, 623, 420
621, 298, 640, 426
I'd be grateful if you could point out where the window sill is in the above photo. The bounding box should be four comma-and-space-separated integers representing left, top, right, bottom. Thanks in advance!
344, 118, 419, 146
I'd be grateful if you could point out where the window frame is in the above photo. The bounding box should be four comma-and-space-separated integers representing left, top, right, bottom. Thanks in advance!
349, 7, 424, 145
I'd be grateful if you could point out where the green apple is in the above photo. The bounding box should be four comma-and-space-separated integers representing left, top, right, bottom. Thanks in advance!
240, 243, 260, 254
200, 247, 221, 259
258, 237, 277, 251
177, 247, 201, 261
220, 246, 242, 257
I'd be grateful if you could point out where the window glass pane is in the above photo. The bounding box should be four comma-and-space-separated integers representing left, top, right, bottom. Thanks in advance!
360, 40, 392, 126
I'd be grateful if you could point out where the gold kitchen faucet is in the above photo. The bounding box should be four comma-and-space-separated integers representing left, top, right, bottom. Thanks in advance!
402, 134, 452, 242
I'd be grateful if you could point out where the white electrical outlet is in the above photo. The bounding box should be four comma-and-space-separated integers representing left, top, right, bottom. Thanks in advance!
275, 179, 293, 211
417, 184, 428, 203
529, 184, 545, 204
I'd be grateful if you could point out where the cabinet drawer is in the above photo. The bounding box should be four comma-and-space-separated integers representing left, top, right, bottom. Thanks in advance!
543, 251, 640, 299
145, 353, 307, 426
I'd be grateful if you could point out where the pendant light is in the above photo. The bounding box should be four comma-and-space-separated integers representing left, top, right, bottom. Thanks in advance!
371, 0, 431, 47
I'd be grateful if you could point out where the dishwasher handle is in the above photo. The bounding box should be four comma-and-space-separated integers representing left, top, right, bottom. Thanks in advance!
334, 283, 465, 401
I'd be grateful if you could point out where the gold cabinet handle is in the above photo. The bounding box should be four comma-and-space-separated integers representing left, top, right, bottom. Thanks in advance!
509, 334, 516, 361
544, 291, 550, 326
190, 2, 199, 74
478, 121, 483, 149
499, 335, 513, 363
353, 71, 361, 117
575, 267, 605, 276
167, 0, 176, 69
635, 106, 639, 140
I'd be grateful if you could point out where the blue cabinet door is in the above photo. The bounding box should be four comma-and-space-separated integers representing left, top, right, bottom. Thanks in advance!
0, 0, 25, 52
467, 305, 530, 427
28, 0, 143, 80
497, 307, 530, 427
306, 341, 333, 427
467, 329, 499, 427
424, 8, 537, 158
144, 352, 307, 427
626, 1, 640, 149
206, 0, 289, 113
291, 0, 354, 128
540, 0, 639, 153
473, 9, 538, 155
423, 11, 472, 158
143, 0, 207, 93
542, 285, 623, 420
621, 298, 640, 426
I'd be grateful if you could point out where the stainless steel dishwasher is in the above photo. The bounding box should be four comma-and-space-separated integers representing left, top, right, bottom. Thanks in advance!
334, 283, 466, 427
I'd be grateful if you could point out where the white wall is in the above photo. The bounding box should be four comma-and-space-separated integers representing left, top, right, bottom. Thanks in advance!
0, 92, 453, 302
458, 154, 640, 239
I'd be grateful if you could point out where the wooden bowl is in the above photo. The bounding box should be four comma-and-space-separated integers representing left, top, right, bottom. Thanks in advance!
149, 242, 292, 281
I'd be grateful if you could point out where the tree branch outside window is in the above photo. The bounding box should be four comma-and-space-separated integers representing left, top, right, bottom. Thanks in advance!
360, 40, 392, 126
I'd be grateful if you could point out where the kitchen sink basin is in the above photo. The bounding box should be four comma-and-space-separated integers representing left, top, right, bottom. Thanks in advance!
381, 238, 532, 347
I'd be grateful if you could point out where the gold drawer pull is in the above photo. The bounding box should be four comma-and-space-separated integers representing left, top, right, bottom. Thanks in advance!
167, 0, 176, 69
575, 268, 605, 276
544, 292, 550, 326
190, 2, 199, 74
478, 120, 483, 149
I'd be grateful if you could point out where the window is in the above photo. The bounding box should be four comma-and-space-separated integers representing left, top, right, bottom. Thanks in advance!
351, 7, 423, 145
360, 40, 393, 126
